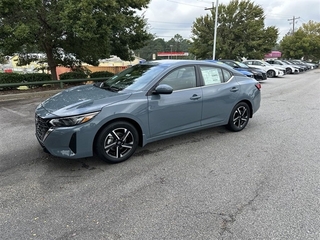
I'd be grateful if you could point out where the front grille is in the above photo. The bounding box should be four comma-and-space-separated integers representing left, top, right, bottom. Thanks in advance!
35, 115, 51, 141
262, 73, 267, 79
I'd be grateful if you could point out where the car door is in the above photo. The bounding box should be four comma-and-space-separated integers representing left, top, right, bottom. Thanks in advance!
147, 65, 202, 137
244, 60, 264, 71
198, 65, 240, 125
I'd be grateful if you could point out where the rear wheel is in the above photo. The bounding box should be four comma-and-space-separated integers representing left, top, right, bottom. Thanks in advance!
95, 121, 139, 164
227, 102, 250, 132
267, 70, 275, 78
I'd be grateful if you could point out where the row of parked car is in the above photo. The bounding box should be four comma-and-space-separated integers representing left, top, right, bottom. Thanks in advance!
214, 59, 319, 81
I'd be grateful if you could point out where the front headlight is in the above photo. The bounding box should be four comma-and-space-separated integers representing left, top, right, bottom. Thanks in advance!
49, 112, 100, 127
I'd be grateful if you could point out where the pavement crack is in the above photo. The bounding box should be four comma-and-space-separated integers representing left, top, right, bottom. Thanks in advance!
219, 181, 265, 236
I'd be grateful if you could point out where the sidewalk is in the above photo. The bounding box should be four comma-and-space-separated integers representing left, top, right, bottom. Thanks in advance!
0, 89, 61, 102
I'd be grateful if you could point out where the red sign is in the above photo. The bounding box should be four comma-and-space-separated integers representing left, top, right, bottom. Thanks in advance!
265, 51, 282, 58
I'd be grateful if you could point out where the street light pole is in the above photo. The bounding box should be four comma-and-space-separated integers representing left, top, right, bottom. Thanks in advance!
205, 0, 219, 60
213, 0, 218, 60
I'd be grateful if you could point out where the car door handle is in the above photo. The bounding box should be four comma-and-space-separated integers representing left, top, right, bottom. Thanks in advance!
190, 94, 201, 100
230, 87, 239, 92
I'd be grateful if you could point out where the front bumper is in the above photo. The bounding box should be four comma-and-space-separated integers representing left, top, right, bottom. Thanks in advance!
35, 114, 96, 159
276, 70, 285, 77
253, 72, 267, 80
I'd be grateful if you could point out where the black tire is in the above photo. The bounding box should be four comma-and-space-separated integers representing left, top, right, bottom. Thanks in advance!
95, 121, 139, 163
267, 70, 275, 78
286, 68, 292, 74
227, 102, 250, 132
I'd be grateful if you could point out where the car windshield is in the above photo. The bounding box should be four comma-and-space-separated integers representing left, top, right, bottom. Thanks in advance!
235, 61, 249, 68
101, 63, 166, 92
214, 61, 233, 69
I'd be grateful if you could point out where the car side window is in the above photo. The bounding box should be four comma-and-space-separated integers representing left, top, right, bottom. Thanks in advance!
160, 66, 196, 91
199, 66, 224, 85
222, 69, 232, 82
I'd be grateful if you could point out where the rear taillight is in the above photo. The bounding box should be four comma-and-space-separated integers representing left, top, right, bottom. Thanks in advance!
255, 83, 261, 90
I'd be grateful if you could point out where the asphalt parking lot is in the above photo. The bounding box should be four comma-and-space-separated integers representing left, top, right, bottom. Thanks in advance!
1, 69, 320, 239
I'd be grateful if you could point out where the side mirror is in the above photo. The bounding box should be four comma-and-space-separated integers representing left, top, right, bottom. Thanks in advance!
153, 84, 173, 94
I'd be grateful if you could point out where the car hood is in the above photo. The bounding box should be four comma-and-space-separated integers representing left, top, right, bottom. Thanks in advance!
236, 69, 252, 76
236, 67, 250, 72
249, 67, 266, 73
39, 84, 131, 117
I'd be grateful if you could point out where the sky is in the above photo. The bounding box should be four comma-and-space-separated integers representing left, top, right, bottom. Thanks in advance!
138, 0, 320, 42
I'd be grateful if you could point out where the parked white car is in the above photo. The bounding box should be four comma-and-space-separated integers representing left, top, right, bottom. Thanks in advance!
265, 59, 299, 74
242, 60, 286, 78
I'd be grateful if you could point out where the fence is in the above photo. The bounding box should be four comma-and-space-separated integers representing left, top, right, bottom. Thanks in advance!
0, 77, 108, 90
0, 65, 128, 90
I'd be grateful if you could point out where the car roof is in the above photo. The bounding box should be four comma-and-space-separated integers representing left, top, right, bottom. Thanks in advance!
220, 59, 236, 62
139, 59, 244, 76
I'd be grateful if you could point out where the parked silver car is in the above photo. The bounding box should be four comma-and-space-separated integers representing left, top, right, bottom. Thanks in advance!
35, 60, 261, 163
243, 60, 286, 78
265, 59, 299, 74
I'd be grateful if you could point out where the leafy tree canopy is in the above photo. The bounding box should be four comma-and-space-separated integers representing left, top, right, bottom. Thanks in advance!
0, 0, 151, 79
0, 51, 6, 64
190, 0, 278, 60
280, 21, 320, 61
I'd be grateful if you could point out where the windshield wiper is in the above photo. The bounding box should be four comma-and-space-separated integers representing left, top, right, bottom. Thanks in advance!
93, 82, 103, 87
100, 83, 121, 92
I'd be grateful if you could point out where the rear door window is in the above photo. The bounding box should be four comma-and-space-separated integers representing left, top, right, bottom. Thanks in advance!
199, 66, 222, 85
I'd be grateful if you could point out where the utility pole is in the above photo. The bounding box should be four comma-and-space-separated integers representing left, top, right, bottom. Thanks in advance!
288, 16, 300, 34
205, 0, 218, 60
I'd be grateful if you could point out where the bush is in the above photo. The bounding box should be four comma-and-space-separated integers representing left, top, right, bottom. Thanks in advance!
59, 71, 88, 80
90, 71, 114, 79
23, 73, 51, 88
0, 73, 23, 90
59, 71, 88, 86
0, 72, 52, 90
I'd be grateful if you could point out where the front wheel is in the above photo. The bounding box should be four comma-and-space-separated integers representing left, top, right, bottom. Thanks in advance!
95, 121, 139, 164
227, 102, 251, 132
286, 68, 292, 74
267, 70, 275, 78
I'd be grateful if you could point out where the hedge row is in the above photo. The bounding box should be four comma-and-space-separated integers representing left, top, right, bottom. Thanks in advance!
0, 71, 114, 90
0, 73, 52, 90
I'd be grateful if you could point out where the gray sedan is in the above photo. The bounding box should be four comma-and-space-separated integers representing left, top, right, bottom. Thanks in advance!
35, 60, 261, 163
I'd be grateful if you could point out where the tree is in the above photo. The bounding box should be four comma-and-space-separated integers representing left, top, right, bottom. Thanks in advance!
190, 0, 278, 60
0, 52, 5, 64
280, 21, 320, 61
135, 37, 166, 60
135, 34, 192, 60
0, 0, 151, 79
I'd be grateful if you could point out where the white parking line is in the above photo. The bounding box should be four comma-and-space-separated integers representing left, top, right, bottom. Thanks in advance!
1, 107, 28, 117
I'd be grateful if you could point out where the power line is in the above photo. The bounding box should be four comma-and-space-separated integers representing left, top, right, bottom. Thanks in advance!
167, 0, 206, 8
148, 20, 193, 25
